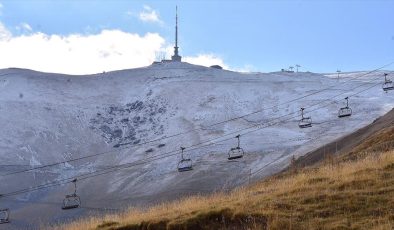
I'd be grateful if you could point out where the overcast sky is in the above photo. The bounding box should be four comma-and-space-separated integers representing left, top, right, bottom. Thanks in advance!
0, 0, 393, 74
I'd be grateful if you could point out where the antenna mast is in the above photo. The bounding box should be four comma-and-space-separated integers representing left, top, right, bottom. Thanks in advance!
175, 6, 178, 52
171, 6, 182, 62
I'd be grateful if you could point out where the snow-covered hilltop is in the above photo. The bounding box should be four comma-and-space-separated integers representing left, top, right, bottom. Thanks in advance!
0, 62, 393, 229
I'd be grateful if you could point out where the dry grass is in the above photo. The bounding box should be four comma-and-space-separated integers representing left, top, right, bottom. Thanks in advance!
342, 126, 394, 161
53, 148, 394, 230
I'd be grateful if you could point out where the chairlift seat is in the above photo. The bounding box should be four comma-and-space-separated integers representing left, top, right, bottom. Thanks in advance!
228, 147, 244, 160
338, 107, 352, 118
62, 194, 81, 210
298, 117, 312, 128
177, 159, 193, 172
383, 81, 394, 91
0, 209, 10, 224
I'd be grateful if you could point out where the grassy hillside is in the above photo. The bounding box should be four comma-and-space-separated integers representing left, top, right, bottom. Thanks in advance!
56, 128, 394, 230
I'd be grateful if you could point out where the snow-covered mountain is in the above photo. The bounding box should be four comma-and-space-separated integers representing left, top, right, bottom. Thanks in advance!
0, 62, 393, 229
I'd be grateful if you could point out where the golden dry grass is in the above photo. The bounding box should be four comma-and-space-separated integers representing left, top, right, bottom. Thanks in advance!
342, 126, 394, 161
54, 148, 394, 230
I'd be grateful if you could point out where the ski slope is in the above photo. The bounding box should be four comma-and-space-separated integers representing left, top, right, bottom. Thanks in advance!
0, 62, 393, 229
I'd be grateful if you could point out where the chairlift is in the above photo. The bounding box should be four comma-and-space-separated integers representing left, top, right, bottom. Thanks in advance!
62, 179, 81, 210
338, 97, 352, 118
0, 208, 9, 224
298, 108, 312, 128
228, 134, 244, 160
0, 195, 9, 224
177, 147, 193, 172
382, 73, 394, 92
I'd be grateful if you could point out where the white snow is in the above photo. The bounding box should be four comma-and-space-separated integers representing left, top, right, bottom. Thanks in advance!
0, 62, 393, 228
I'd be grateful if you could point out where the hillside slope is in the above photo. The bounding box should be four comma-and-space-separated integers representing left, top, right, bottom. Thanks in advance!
0, 62, 393, 228
59, 109, 394, 230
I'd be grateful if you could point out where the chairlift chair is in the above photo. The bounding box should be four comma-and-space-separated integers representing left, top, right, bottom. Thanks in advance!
338, 97, 352, 118
0, 195, 9, 224
62, 179, 81, 210
298, 108, 312, 128
62, 194, 81, 210
177, 147, 193, 172
382, 73, 394, 92
0, 208, 9, 224
228, 135, 244, 160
